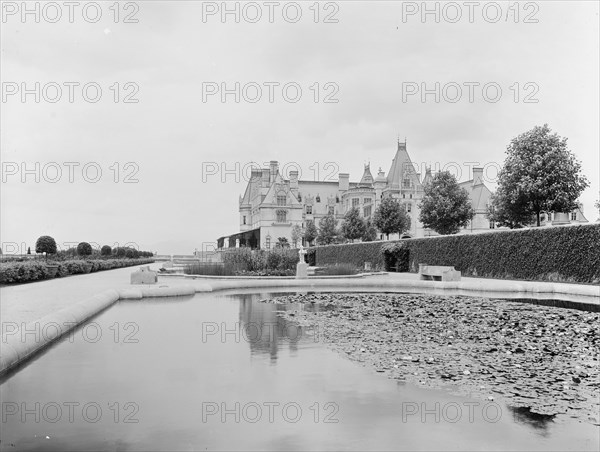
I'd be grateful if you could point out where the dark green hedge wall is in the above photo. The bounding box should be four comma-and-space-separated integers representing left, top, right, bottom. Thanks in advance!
312, 224, 600, 283
312, 241, 386, 270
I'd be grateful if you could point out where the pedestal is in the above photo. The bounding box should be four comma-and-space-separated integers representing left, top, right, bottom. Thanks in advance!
296, 262, 308, 279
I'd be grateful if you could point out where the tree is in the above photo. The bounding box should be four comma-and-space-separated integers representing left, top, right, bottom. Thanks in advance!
101, 245, 112, 256
419, 171, 474, 235
486, 189, 532, 229
304, 220, 318, 246
495, 124, 589, 227
276, 237, 290, 248
317, 214, 338, 245
35, 235, 57, 256
77, 242, 93, 256
290, 224, 303, 248
27, 247, 31, 255
362, 218, 378, 242
341, 207, 367, 242
373, 197, 411, 239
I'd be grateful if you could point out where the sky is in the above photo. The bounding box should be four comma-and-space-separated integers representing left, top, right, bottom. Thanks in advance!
1, 1, 599, 255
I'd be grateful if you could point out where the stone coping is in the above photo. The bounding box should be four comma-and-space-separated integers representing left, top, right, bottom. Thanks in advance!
1, 277, 598, 377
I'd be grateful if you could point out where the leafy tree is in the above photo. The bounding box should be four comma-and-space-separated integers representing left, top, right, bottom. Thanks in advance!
486, 189, 532, 229
317, 214, 338, 245
35, 235, 57, 256
341, 207, 366, 242
290, 224, 303, 248
77, 242, 93, 256
276, 237, 290, 248
362, 218, 378, 242
419, 171, 474, 235
495, 124, 589, 227
304, 220, 318, 246
115, 247, 127, 258
125, 248, 135, 258
101, 245, 112, 256
27, 247, 31, 255
373, 197, 411, 239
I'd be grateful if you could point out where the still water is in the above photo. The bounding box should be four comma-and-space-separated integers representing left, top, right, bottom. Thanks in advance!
1, 292, 598, 451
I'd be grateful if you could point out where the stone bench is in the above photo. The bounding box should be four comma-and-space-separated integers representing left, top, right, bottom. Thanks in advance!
418, 264, 461, 282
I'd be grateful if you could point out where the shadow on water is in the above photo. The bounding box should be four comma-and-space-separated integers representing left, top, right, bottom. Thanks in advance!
507, 406, 556, 432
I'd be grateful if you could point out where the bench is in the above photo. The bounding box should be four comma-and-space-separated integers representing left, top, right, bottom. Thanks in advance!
419, 264, 461, 282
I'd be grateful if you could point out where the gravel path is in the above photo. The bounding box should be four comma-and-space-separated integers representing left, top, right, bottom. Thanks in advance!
262, 293, 600, 425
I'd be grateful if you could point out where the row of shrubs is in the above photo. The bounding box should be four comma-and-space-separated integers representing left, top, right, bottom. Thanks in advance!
185, 248, 299, 276
0, 258, 155, 284
309, 224, 600, 284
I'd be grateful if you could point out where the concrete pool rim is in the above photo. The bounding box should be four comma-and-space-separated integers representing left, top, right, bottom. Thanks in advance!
1, 276, 598, 377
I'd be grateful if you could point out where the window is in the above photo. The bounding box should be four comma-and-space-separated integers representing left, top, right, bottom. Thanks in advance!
402, 194, 405, 199
243, 216, 246, 225
276, 210, 287, 223
316, 195, 321, 203
364, 198, 371, 204
409, 194, 413, 199
265, 236, 271, 249
328, 206, 334, 215
298, 193, 302, 202
406, 203, 412, 213
306, 205, 312, 215
335, 196, 339, 203
352, 198, 359, 208
403, 178, 411, 189
571, 212, 577, 221
363, 206, 371, 217
277, 195, 286, 206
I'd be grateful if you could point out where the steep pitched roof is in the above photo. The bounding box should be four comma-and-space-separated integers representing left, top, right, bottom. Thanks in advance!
386, 141, 421, 190
359, 164, 374, 185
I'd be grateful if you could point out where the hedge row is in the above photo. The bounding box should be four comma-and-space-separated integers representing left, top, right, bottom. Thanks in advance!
311, 224, 600, 284
308, 241, 387, 270
0, 258, 155, 284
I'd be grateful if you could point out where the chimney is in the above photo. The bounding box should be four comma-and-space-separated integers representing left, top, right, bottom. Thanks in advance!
289, 170, 299, 190
261, 168, 270, 187
269, 160, 279, 182
250, 169, 262, 183
339, 173, 349, 192
473, 167, 484, 185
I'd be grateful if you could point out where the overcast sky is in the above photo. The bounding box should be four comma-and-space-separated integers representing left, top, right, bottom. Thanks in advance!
1, 1, 598, 255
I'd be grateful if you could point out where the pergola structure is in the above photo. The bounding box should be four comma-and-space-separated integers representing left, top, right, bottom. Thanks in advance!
217, 227, 261, 249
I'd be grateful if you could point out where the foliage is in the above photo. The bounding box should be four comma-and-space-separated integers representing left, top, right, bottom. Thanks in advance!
77, 242, 93, 256
0, 258, 155, 284
486, 189, 533, 229
304, 220, 318, 246
418, 171, 474, 235
373, 197, 411, 239
380, 242, 410, 272
494, 124, 589, 226
403, 224, 600, 283
362, 218, 378, 242
340, 207, 366, 242
35, 235, 57, 255
317, 214, 339, 245
220, 247, 297, 275
101, 245, 112, 256
290, 224, 303, 248
276, 237, 290, 248
311, 241, 386, 270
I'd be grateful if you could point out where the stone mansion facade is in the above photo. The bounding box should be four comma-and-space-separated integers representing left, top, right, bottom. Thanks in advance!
217, 141, 588, 249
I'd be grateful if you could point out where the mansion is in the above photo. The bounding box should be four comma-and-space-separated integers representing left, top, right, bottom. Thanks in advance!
217, 141, 589, 249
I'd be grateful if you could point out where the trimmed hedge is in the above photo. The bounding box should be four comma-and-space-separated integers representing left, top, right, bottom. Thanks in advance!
312, 224, 600, 284
310, 241, 387, 270
0, 258, 155, 284
403, 224, 600, 283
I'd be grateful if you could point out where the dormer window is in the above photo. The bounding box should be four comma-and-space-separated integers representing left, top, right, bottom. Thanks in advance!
316, 194, 321, 203
335, 196, 339, 203
298, 193, 302, 202
277, 194, 286, 206
306, 205, 313, 215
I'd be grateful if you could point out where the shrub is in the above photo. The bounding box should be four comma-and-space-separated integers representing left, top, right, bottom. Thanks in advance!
312, 241, 386, 270
0, 258, 155, 284
35, 235, 57, 255
319, 264, 358, 276
381, 242, 409, 272
77, 242, 93, 256
101, 245, 112, 256
125, 248, 135, 258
